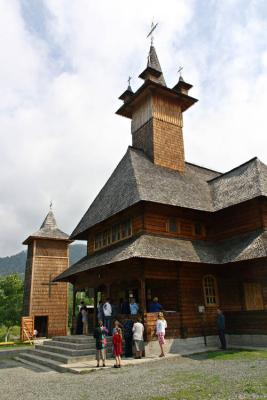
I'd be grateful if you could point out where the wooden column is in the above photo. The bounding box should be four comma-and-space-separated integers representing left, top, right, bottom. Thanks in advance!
140, 278, 146, 313
93, 288, 98, 328
106, 283, 111, 298
72, 286, 77, 334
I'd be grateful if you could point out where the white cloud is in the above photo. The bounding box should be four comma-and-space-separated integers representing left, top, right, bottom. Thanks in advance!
0, 0, 267, 255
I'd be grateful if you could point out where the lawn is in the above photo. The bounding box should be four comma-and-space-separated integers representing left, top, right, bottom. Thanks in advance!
150, 350, 267, 400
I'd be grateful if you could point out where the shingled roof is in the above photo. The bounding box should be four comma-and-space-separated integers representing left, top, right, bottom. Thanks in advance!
71, 147, 267, 240
23, 210, 70, 244
70, 147, 220, 239
209, 157, 267, 210
54, 230, 267, 282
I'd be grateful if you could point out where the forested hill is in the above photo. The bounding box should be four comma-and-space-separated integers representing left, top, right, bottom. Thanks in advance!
0, 244, 86, 277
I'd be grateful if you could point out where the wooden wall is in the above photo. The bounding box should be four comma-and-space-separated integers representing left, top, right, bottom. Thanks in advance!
86, 198, 267, 258
208, 199, 263, 240
24, 239, 69, 337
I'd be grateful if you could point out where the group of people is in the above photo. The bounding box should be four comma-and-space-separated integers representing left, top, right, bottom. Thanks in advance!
93, 312, 167, 368
76, 297, 164, 337
97, 297, 143, 335
76, 300, 227, 368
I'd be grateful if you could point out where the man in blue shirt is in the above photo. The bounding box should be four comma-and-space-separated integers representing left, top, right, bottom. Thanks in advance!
130, 298, 139, 315
149, 297, 163, 312
217, 308, 227, 350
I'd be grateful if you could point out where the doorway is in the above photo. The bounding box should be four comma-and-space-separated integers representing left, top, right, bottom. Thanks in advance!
34, 316, 48, 337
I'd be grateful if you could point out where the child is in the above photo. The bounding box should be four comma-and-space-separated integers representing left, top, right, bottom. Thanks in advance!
112, 327, 123, 368
93, 320, 108, 367
156, 312, 167, 357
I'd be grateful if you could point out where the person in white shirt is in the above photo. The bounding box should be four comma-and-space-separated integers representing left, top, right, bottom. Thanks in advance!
103, 298, 112, 335
132, 316, 144, 359
156, 312, 167, 357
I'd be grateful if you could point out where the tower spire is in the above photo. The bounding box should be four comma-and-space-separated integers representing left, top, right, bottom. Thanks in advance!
138, 21, 166, 86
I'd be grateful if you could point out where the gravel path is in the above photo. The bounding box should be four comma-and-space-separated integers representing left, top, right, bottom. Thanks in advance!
0, 351, 266, 400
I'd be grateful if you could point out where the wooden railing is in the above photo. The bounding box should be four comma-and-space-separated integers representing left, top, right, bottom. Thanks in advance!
20, 316, 34, 344
144, 312, 180, 341
225, 311, 267, 335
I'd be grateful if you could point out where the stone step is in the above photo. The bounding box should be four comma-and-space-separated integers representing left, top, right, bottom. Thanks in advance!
33, 348, 97, 364
52, 335, 112, 344
35, 344, 95, 357
15, 352, 70, 373
14, 356, 54, 373
43, 340, 95, 350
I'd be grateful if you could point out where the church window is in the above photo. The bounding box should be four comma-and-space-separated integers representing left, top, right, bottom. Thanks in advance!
167, 218, 177, 233
95, 219, 132, 251
102, 230, 111, 246
112, 224, 121, 242
94, 233, 102, 250
121, 220, 132, 238
203, 275, 218, 306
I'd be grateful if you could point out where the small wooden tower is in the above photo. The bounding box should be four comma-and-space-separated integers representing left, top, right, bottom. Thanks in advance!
22, 209, 71, 337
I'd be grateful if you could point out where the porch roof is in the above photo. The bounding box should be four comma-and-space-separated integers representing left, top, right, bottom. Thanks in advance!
54, 230, 267, 282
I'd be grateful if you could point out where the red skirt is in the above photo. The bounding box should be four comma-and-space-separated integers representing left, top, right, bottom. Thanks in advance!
113, 335, 123, 356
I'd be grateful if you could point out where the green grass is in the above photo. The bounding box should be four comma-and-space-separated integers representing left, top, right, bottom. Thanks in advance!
0, 342, 32, 350
206, 349, 267, 360
149, 350, 267, 400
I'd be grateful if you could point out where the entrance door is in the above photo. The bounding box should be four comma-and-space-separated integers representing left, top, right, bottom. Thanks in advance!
34, 316, 48, 337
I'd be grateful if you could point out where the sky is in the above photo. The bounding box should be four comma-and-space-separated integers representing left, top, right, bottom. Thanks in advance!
1, 0, 267, 256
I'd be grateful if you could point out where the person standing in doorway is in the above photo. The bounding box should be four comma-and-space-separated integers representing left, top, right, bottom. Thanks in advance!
156, 312, 167, 357
93, 320, 108, 367
132, 316, 144, 359
217, 308, 227, 350
81, 306, 88, 335
130, 298, 139, 315
103, 298, 112, 335
149, 297, 163, 312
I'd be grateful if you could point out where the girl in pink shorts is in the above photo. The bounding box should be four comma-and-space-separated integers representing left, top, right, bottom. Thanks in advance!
156, 312, 167, 357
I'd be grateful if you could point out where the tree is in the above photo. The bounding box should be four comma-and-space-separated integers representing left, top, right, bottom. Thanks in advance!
0, 274, 23, 341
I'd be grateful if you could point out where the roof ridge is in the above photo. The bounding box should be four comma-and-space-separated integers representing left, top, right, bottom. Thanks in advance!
208, 157, 258, 183
185, 161, 222, 174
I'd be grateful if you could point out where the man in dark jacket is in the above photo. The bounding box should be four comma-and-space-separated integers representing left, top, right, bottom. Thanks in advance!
217, 308, 227, 350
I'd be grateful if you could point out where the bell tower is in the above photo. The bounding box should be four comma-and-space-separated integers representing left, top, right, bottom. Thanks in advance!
116, 41, 198, 172
22, 208, 71, 337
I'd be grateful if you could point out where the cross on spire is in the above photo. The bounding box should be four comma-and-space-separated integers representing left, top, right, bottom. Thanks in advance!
147, 20, 158, 46
178, 66, 183, 77
50, 201, 53, 210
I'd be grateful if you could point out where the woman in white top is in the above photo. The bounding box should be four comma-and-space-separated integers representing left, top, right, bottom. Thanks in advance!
156, 312, 167, 357
132, 316, 144, 359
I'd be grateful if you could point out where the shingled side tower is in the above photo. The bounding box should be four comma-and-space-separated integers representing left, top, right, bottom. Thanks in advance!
22, 210, 71, 337
116, 45, 198, 172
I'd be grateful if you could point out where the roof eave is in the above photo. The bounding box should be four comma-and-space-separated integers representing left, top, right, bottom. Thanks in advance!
23, 235, 73, 245
116, 80, 198, 118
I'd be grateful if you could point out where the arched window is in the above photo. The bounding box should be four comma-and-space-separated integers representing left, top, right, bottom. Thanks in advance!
203, 275, 218, 306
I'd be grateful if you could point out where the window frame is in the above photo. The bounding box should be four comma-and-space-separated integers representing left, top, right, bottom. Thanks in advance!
94, 219, 132, 251
202, 274, 219, 307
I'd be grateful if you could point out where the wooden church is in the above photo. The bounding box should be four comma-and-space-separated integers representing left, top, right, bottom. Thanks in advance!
22, 209, 71, 338
49, 42, 266, 344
